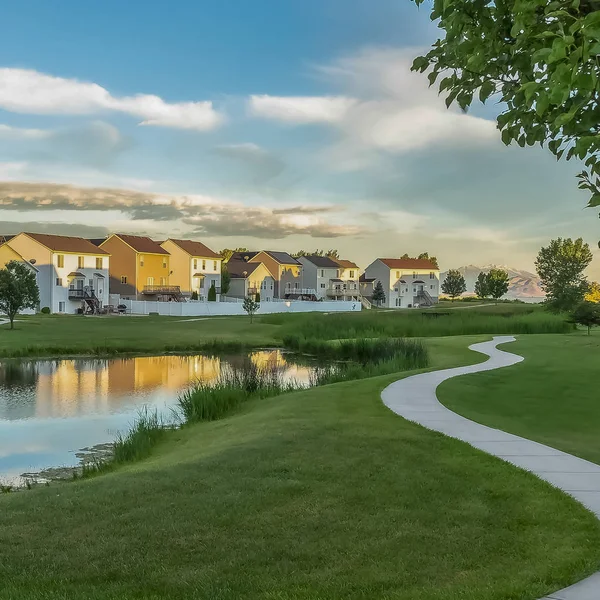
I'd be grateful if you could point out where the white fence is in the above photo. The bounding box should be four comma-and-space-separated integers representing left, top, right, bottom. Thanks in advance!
120, 299, 361, 317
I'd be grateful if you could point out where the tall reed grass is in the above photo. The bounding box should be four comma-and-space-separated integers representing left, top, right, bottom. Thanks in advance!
265, 309, 572, 342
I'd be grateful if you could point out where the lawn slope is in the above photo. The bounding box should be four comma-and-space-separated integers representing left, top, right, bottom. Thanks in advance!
439, 332, 600, 464
1, 337, 599, 600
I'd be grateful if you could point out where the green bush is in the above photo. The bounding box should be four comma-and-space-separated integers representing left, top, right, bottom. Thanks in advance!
207, 285, 217, 302
40, 307, 50, 314
191, 291, 199, 301
255, 292, 261, 302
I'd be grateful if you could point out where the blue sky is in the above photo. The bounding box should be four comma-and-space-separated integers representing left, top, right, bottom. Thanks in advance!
0, 0, 597, 275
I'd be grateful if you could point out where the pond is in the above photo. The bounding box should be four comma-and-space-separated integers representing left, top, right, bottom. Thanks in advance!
0, 351, 314, 486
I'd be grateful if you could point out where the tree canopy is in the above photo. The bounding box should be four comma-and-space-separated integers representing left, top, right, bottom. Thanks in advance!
400, 252, 439, 269
293, 249, 340, 259
372, 280, 386, 306
0, 260, 39, 329
242, 296, 260, 323
586, 280, 600, 301
474, 271, 490, 299
411, 0, 600, 208
571, 299, 600, 333
220, 248, 248, 263
487, 268, 511, 300
535, 237, 593, 311
441, 269, 467, 300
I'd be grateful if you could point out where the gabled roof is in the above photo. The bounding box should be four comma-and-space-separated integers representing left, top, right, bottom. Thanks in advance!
225, 259, 263, 279
360, 274, 376, 283
0, 243, 39, 271
334, 258, 359, 270
165, 238, 220, 259
106, 234, 169, 255
256, 251, 300, 265
22, 233, 109, 255
300, 255, 339, 268
379, 258, 438, 270
88, 238, 107, 247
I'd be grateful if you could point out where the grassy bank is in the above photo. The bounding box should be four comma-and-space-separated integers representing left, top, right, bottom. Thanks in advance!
1, 336, 599, 599
0, 314, 279, 358
0, 306, 571, 359
439, 331, 600, 465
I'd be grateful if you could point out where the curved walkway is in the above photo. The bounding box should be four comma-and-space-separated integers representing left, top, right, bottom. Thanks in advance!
381, 336, 600, 600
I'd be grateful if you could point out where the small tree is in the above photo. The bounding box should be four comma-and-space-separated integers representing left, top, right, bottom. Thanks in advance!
221, 266, 231, 295
191, 291, 199, 301
487, 268, 510, 302
0, 261, 39, 330
571, 301, 600, 335
474, 272, 490, 300
207, 285, 217, 302
536, 238, 593, 313
255, 292, 261, 303
243, 295, 259, 323
441, 269, 466, 301
372, 280, 386, 307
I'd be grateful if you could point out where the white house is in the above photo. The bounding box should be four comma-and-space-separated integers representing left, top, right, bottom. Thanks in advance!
363, 258, 440, 308
297, 255, 340, 300
8, 233, 110, 314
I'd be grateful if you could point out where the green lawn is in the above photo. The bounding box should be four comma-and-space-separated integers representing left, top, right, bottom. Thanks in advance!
1, 336, 599, 600
0, 314, 279, 357
439, 331, 600, 465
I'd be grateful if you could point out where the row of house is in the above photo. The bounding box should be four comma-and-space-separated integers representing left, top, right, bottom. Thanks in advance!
0, 231, 441, 314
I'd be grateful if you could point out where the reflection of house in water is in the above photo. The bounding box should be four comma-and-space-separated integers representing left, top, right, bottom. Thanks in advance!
250, 350, 313, 386
30, 355, 221, 419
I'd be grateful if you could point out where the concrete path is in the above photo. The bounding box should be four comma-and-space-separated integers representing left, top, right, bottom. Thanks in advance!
381, 336, 600, 600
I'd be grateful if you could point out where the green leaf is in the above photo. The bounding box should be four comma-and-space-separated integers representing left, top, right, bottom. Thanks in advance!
587, 194, 600, 207
479, 80, 495, 102
501, 128, 512, 145
411, 56, 429, 73
532, 47, 553, 63
520, 81, 539, 103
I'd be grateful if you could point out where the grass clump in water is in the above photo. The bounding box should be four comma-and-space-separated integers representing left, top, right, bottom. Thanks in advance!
178, 361, 301, 424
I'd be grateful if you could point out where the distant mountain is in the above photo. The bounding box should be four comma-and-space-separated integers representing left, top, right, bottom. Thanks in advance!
441, 265, 545, 300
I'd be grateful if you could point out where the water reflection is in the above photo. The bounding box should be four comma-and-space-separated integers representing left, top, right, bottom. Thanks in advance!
0, 351, 311, 485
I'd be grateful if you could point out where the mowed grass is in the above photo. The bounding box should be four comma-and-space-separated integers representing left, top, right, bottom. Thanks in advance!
439, 331, 600, 465
1, 337, 599, 600
0, 314, 279, 357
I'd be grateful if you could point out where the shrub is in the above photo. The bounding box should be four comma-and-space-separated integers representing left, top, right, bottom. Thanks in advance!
191, 291, 199, 301
40, 307, 50, 314
207, 286, 217, 302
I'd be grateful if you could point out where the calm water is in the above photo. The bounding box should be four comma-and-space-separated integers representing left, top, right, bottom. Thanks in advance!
0, 351, 313, 486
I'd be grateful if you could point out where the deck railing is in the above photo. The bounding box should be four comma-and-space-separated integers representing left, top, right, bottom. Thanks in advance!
142, 285, 181, 295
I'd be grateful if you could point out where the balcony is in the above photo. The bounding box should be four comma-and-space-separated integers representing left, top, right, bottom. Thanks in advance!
247, 287, 259, 295
142, 285, 181, 295
326, 286, 359, 297
68, 288, 94, 299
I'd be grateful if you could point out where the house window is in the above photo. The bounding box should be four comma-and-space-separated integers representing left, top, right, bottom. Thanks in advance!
121, 276, 127, 284
160, 277, 167, 285
430, 285, 434, 290
58, 302, 65, 313
56, 278, 63, 286
56, 254, 64, 268
321, 283, 326, 289
147, 277, 154, 286
193, 259, 198, 270
320, 269, 324, 277
429, 272, 435, 279
202, 259, 206, 270
213, 261, 217, 271
349, 270, 355, 278
394, 288, 399, 292
396, 271, 400, 279
413, 272, 417, 278
413, 288, 416, 293
162, 258, 167, 268
96, 257, 103, 269
78, 256, 85, 269
89, 279, 94, 287
140, 255, 145, 267
294, 282, 299, 289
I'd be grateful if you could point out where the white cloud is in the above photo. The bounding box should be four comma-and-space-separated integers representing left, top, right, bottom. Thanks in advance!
248, 95, 357, 124
0, 124, 50, 139
248, 48, 497, 162
0, 68, 224, 131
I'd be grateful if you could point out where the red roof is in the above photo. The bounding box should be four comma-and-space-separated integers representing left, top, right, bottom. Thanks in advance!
110, 234, 169, 255
166, 238, 220, 259
334, 258, 359, 269
379, 258, 438, 270
25, 233, 109, 255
